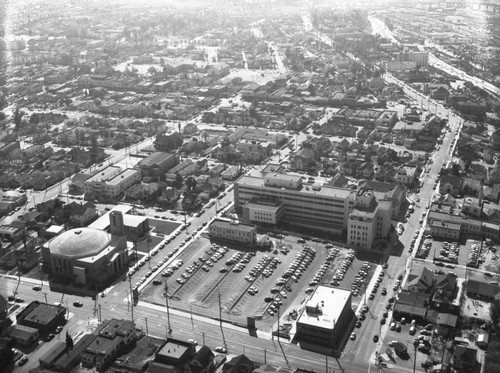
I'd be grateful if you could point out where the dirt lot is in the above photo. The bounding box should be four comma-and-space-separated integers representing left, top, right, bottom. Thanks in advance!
141, 235, 376, 330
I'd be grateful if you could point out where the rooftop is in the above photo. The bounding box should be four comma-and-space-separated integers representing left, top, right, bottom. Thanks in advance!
210, 219, 256, 232
48, 228, 111, 259
299, 286, 351, 330
237, 175, 353, 199
107, 168, 139, 186
20, 302, 65, 326
86, 165, 121, 183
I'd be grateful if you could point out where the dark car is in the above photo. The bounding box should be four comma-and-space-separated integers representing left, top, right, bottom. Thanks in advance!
17, 356, 29, 366
73, 301, 83, 307
373, 335, 379, 343
46, 333, 55, 341
32, 285, 42, 291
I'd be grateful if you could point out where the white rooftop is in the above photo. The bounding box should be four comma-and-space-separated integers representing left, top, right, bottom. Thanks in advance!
299, 286, 351, 330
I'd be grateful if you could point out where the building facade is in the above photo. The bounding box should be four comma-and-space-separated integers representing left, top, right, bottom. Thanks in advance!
209, 219, 256, 244
296, 286, 355, 354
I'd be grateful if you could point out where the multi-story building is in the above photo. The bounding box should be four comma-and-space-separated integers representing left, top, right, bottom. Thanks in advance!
296, 286, 355, 354
208, 219, 257, 244
347, 189, 392, 249
235, 172, 355, 235
396, 165, 418, 187
84, 166, 141, 200
235, 172, 393, 246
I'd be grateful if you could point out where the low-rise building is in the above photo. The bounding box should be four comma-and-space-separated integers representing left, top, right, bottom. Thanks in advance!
82, 319, 136, 371
209, 219, 256, 245
8, 324, 39, 346
241, 200, 284, 226
396, 164, 418, 186
16, 301, 66, 333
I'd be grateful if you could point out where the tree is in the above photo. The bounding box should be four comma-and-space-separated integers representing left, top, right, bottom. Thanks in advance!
65, 331, 74, 350
173, 173, 183, 189
13, 108, 24, 132
147, 66, 157, 75
185, 176, 197, 192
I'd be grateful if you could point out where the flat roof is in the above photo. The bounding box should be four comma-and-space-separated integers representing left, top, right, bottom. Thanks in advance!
123, 214, 148, 227
21, 302, 65, 326
431, 220, 461, 231
86, 166, 121, 183
210, 219, 255, 232
298, 286, 351, 330
237, 175, 352, 199
107, 168, 139, 186
88, 205, 133, 230
244, 200, 282, 211
158, 340, 190, 360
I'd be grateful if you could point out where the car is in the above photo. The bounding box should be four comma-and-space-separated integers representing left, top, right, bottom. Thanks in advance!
15, 298, 24, 303
219, 268, 228, 273
369, 294, 375, 300
176, 278, 185, 284
350, 333, 356, 341
32, 285, 42, 291
55, 326, 64, 334
17, 356, 29, 366
73, 301, 83, 307
380, 317, 386, 325
187, 339, 198, 345
373, 335, 379, 343
215, 346, 228, 353
356, 320, 362, 328
46, 333, 55, 341
153, 280, 162, 285
390, 322, 396, 331
381, 288, 387, 296
409, 326, 416, 335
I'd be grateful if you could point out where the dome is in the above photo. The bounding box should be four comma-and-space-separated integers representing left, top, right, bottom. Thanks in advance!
49, 228, 111, 259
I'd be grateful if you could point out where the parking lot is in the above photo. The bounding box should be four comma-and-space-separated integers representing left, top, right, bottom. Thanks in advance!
139, 234, 380, 329
377, 317, 447, 371
416, 237, 482, 268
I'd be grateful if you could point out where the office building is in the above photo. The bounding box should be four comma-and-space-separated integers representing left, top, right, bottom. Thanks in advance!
296, 286, 354, 354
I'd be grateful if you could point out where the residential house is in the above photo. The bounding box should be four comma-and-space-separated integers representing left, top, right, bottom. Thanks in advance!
188, 346, 215, 373
222, 355, 254, 373
69, 201, 97, 226
439, 175, 463, 197
406, 267, 434, 294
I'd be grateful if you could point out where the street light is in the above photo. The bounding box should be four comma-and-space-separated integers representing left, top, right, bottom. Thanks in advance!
413, 339, 419, 373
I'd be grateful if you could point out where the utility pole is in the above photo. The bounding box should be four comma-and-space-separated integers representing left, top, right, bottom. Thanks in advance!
218, 293, 227, 349
128, 276, 134, 323
165, 283, 171, 335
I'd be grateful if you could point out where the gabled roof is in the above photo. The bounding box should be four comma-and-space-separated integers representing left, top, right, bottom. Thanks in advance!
69, 201, 96, 216
440, 175, 463, 188
435, 274, 457, 293
406, 267, 434, 292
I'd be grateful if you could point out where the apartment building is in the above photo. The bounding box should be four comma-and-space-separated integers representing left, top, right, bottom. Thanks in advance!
84, 166, 141, 200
